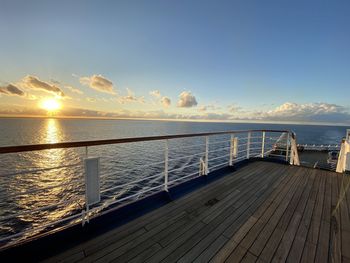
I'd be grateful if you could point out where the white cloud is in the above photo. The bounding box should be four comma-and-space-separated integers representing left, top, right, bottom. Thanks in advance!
21, 75, 65, 97
65, 85, 83, 95
118, 88, 145, 104
259, 102, 347, 121
161, 96, 171, 107
199, 103, 222, 112
150, 90, 161, 98
80, 74, 116, 95
177, 91, 198, 108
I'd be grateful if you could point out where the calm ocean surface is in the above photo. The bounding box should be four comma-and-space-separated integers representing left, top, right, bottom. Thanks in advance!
0, 118, 348, 243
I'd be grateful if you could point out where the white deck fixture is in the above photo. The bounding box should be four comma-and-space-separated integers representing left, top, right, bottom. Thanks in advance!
84, 157, 101, 206
336, 137, 350, 173
289, 133, 300, 166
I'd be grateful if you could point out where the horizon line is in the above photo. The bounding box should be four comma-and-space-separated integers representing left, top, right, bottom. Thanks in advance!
0, 114, 349, 127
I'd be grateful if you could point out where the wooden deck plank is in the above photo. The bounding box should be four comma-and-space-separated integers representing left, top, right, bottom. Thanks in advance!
210, 166, 301, 263
315, 172, 332, 263
286, 169, 321, 263
237, 167, 306, 259
337, 173, 350, 261
41, 161, 350, 263
329, 172, 342, 263
155, 167, 281, 263
51, 163, 266, 261
300, 170, 326, 263
247, 168, 310, 262
176, 170, 281, 262
79, 164, 265, 261
272, 170, 317, 262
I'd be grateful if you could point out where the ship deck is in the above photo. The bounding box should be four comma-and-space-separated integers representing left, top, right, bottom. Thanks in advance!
43, 161, 350, 262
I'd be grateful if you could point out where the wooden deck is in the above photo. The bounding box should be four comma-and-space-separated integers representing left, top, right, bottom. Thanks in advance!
45, 161, 350, 263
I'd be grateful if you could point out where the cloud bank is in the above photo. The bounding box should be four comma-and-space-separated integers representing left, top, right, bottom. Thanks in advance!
80, 74, 116, 94
1, 101, 349, 124
0, 84, 25, 96
22, 76, 65, 97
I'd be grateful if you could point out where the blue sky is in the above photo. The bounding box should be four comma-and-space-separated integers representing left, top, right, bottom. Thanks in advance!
0, 0, 350, 124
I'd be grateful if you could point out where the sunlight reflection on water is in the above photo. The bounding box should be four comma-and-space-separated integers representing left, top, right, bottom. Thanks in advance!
0, 118, 347, 245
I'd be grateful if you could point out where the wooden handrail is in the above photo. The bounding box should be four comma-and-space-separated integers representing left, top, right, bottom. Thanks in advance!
0, 129, 290, 154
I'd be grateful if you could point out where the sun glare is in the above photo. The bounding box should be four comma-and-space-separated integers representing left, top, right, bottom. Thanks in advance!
40, 98, 61, 112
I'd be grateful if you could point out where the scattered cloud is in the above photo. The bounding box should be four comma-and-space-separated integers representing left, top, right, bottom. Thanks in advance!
150, 90, 161, 98
118, 88, 145, 104
177, 91, 198, 108
22, 75, 65, 97
161, 96, 171, 107
0, 84, 25, 97
227, 104, 242, 113
199, 103, 222, 112
65, 85, 83, 95
80, 74, 116, 95
149, 90, 171, 108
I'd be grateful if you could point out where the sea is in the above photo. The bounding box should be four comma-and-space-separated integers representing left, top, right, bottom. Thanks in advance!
0, 117, 348, 244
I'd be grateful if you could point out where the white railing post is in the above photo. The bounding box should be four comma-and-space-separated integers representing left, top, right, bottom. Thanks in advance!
286, 133, 290, 162
229, 135, 234, 166
261, 131, 265, 158
229, 136, 238, 166
247, 132, 251, 159
164, 139, 169, 192
205, 136, 209, 175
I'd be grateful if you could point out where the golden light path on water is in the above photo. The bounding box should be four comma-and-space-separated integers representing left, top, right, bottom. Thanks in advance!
10, 119, 84, 239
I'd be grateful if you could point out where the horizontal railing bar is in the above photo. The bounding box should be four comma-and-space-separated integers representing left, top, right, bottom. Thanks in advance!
100, 160, 166, 178
268, 154, 286, 158
208, 140, 230, 146
168, 162, 200, 173
169, 143, 206, 151
210, 154, 230, 161
168, 171, 199, 185
168, 152, 206, 162
94, 184, 165, 212
210, 162, 229, 170
100, 172, 163, 193
0, 129, 290, 154
209, 147, 230, 154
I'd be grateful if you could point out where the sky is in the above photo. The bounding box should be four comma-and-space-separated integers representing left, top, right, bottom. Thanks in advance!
0, 0, 350, 124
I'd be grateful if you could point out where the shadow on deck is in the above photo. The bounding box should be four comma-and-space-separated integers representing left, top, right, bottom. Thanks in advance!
5, 161, 350, 262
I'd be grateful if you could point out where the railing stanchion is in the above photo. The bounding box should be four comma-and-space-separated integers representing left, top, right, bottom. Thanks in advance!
229, 135, 234, 166
85, 146, 88, 158
261, 131, 265, 158
205, 136, 209, 175
286, 133, 290, 162
247, 132, 251, 159
164, 139, 169, 192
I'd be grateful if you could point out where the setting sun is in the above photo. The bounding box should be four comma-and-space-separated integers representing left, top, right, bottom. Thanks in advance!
40, 98, 61, 112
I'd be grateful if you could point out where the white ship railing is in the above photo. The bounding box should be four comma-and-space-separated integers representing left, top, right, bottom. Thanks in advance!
0, 129, 299, 247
